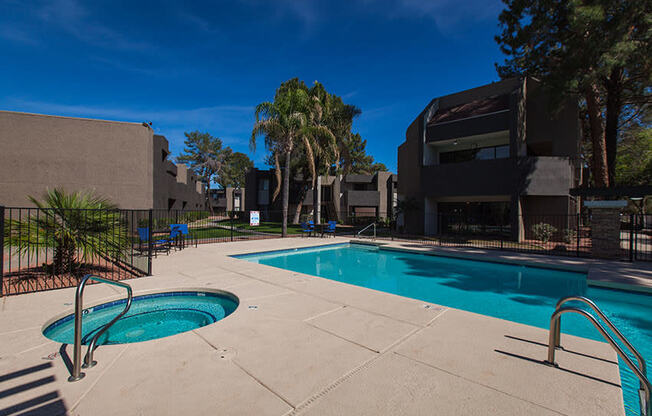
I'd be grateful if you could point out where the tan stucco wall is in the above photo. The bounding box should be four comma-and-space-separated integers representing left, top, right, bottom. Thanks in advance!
0, 111, 204, 210
0, 111, 154, 208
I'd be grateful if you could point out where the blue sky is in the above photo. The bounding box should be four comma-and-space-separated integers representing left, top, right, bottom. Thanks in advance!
0, 0, 506, 172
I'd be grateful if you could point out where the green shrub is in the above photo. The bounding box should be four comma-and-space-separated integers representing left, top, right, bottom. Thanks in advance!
532, 223, 557, 243
563, 228, 576, 244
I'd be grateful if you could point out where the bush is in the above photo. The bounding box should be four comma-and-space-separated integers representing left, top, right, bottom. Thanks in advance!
532, 222, 557, 243
563, 228, 576, 244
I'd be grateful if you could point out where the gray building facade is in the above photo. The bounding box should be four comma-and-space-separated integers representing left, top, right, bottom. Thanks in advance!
244, 168, 397, 223
0, 111, 205, 210
397, 77, 581, 239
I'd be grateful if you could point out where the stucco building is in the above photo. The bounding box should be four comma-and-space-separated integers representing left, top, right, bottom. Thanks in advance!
244, 168, 397, 223
0, 111, 205, 210
397, 77, 581, 239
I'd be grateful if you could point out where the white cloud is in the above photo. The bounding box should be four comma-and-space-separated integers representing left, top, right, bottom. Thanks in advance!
364, 0, 503, 36
2, 98, 255, 144
34, 0, 158, 52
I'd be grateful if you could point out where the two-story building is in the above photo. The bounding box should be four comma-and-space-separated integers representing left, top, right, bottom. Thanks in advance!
0, 111, 205, 210
397, 77, 581, 240
244, 168, 397, 223
208, 187, 245, 213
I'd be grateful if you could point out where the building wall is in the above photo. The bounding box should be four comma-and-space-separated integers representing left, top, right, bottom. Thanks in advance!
0, 111, 154, 208
397, 77, 580, 236
0, 111, 203, 209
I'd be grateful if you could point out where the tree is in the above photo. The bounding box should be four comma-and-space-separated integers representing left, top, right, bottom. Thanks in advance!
495, 0, 651, 187
3, 188, 129, 274
176, 131, 232, 214
252, 79, 312, 237
615, 115, 652, 186
342, 133, 389, 174
217, 152, 253, 189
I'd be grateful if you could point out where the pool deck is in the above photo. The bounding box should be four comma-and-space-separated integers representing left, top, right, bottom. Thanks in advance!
2, 237, 649, 415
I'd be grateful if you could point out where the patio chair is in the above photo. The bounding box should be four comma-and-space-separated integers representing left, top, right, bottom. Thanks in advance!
170, 224, 194, 249
137, 227, 172, 257
322, 221, 337, 237
301, 221, 314, 237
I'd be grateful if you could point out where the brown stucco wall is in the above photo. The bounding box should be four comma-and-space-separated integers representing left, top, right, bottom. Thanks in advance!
0, 111, 204, 210
0, 111, 154, 208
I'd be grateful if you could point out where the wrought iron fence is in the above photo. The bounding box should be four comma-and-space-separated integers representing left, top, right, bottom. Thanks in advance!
620, 214, 652, 262
4, 205, 648, 296
1, 207, 150, 296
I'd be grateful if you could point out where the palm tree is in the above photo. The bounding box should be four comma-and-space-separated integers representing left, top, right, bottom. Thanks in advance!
251, 80, 312, 237
3, 188, 130, 274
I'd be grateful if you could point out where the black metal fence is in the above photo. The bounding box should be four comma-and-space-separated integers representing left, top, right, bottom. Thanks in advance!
359, 213, 594, 258
620, 214, 652, 262
1, 207, 150, 296
3, 206, 649, 296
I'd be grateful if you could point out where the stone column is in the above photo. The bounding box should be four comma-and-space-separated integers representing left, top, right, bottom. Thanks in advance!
591, 207, 622, 259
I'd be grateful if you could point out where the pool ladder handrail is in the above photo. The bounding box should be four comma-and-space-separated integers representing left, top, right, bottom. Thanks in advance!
68, 274, 133, 382
356, 223, 376, 240
544, 295, 650, 416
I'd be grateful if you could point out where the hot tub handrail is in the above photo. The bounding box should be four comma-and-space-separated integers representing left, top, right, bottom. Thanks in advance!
68, 274, 133, 382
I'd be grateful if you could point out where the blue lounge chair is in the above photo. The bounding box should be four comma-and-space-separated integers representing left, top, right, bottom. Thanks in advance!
170, 224, 194, 249
301, 221, 314, 237
322, 221, 337, 237
137, 227, 172, 256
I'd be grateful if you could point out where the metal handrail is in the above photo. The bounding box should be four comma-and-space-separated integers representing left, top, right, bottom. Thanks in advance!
545, 306, 650, 416
68, 274, 133, 382
553, 296, 647, 384
356, 223, 376, 239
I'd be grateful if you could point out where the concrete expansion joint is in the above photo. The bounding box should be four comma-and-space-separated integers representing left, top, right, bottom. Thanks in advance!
69, 344, 130, 413
302, 305, 346, 322
391, 351, 568, 416
289, 310, 453, 415
285, 352, 384, 416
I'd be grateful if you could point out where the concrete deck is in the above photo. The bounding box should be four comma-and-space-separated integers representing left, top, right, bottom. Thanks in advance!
1, 237, 639, 415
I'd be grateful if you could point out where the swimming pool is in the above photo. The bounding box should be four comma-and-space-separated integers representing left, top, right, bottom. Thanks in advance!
235, 243, 651, 415
43, 290, 239, 345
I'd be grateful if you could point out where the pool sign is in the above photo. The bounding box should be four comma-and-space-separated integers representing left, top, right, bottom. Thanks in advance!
250, 211, 260, 226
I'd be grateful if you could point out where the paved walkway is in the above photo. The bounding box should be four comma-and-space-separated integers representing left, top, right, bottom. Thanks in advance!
1, 237, 636, 415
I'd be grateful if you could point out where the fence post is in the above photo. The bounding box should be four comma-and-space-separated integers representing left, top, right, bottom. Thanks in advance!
147, 209, 153, 275
230, 213, 234, 242
500, 223, 504, 250
576, 213, 580, 257
0, 205, 4, 296
629, 214, 634, 262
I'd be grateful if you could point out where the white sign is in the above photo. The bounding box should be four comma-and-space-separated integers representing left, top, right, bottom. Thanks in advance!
249, 211, 260, 226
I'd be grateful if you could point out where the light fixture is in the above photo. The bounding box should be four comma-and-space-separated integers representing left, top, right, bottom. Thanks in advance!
453, 139, 458, 146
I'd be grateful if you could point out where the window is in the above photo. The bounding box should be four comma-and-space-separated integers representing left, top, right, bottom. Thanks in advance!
353, 183, 367, 191
439, 144, 510, 164
167, 198, 176, 210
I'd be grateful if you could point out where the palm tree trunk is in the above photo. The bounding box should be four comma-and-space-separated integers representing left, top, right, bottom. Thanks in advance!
313, 156, 321, 224
282, 151, 291, 237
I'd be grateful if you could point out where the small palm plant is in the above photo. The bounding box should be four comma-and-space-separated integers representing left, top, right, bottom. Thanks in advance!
3, 188, 130, 274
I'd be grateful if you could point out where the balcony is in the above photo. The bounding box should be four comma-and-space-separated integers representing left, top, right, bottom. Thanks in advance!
343, 190, 380, 207
427, 111, 510, 143
421, 157, 573, 197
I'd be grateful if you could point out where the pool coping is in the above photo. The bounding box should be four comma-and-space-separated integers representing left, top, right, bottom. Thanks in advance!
240, 238, 652, 295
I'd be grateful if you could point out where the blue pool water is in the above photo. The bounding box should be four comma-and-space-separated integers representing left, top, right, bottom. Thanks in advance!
236, 243, 651, 415
43, 291, 239, 345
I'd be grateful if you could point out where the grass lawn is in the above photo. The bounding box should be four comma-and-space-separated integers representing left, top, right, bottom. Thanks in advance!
188, 226, 249, 239
235, 222, 305, 235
